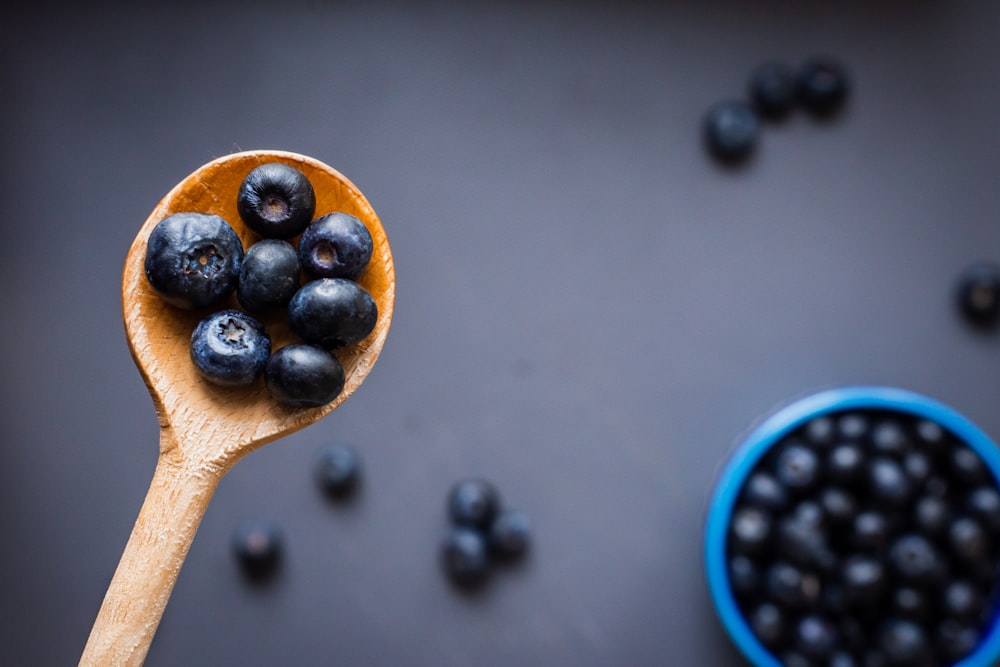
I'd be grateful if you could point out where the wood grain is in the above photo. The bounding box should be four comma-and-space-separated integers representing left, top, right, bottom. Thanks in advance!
79, 150, 395, 666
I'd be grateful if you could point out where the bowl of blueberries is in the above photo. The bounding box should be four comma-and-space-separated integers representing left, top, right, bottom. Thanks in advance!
704, 387, 1000, 667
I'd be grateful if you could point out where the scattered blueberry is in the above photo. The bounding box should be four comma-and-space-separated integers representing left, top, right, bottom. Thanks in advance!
190, 309, 271, 386
144, 211, 244, 309
237, 162, 316, 239
703, 100, 759, 162
315, 443, 361, 497
447, 479, 502, 530
288, 278, 379, 349
748, 61, 798, 119
264, 344, 345, 408
797, 56, 850, 115
488, 509, 532, 560
298, 212, 374, 280
237, 239, 301, 314
955, 262, 1000, 327
440, 527, 490, 587
233, 521, 282, 579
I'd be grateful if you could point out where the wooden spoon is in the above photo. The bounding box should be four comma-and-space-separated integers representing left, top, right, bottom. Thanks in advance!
79, 150, 395, 666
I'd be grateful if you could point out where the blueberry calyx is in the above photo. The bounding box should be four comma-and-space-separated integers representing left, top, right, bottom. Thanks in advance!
144, 212, 244, 309
190, 309, 270, 386
299, 212, 374, 280
237, 162, 316, 239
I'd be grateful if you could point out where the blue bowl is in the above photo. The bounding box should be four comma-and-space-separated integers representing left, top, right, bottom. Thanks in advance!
704, 386, 1000, 667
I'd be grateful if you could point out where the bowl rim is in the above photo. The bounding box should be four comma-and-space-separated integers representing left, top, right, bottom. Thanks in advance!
703, 386, 1000, 667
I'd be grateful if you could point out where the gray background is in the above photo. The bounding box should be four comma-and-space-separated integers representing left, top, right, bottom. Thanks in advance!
3, 1, 1000, 665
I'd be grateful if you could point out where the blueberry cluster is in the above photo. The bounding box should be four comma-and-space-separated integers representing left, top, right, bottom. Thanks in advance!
440, 479, 532, 588
143, 162, 378, 407
727, 410, 1000, 666
955, 262, 1000, 328
704, 57, 850, 163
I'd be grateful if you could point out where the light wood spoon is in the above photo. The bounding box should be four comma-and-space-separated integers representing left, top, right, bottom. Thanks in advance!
79, 150, 395, 666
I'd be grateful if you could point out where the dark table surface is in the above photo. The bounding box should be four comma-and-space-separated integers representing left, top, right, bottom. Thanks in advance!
3, 1, 1000, 665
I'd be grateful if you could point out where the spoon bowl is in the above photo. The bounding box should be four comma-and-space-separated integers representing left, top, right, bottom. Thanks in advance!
79, 150, 394, 666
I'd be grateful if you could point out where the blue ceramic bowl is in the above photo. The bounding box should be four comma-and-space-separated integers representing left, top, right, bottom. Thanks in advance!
704, 386, 1000, 667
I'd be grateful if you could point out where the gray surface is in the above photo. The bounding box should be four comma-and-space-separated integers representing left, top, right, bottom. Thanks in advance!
2, 2, 1000, 665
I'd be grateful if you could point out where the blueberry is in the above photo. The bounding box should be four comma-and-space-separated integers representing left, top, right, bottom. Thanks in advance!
232, 521, 282, 579
440, 527, 490, 587
889, 534, 945, 586
891, 587, 929, 622
777, 513, 833, 569
731, 506, 773, 556
870, 420, 910, 457
867, 458, 911, 507
967, 486, 1000, 532
264, 344, 345, 408
749, 602, 786, 648
237, 239, 301, 314
288, 278, 378, 349
775, 443, 821, 492
190, 309, 270, 386
797, 57, 850, 115
488, 509, 532, 560
796, 614, 838, 660
956, 262, 1000, 327
781, 651, 817, 667
851, 511, 892, 552
914, 420, 948, 456
950, 446, 989, 485
820, 487, 858, 525
949, 516, 990, 564
829, 650, 859, 667
942, 579, 984, 621
741, 471, 790, 512
878, 619, 932, 667
748, 61, 798, 119
935, 620, 981, 663
841, 555, 886, 605
901, 451, 931, 488
838, 413, 869, 442
298, 212, 373, 280
827, 443, 866, 485
728, 554, 761, 600
236, 162, 315, 239
803, 416, 837, 449
703, 100, 758, 162
913, 496, 951, 540
765, 561, 821, 609
144, 211, 243, 309
447, 478, 501, 529
315, 443, 361, 497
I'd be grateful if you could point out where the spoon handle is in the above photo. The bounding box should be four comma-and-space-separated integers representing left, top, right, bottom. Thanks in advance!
79, 438, 221, 667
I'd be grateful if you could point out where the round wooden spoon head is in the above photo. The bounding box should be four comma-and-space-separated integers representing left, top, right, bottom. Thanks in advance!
122, 150, 395, 471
